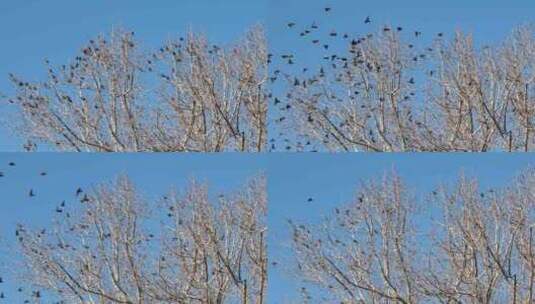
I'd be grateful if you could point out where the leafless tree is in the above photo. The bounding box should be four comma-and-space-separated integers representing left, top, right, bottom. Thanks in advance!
424, 172, 535, 303
289, 170, 535, 303
15, 174, 267, 304
277, 25, 535, 151
5, 26, 267, 152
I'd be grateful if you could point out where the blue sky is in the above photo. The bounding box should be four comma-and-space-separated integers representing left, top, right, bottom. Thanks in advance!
266, 0, 535, 150
0, 0, 267, 150
267, 153, 535, 303
0, 153, 534, 302
1, 1, 535, 150
268, 0, 535, 65
0, 153, 266, 303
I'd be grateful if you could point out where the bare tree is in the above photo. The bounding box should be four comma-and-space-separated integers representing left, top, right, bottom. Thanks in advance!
276, 25, 535, 152
288, 170, 535, 303
289, 172, 424, 303
5, 26, 267, 152
424, 172, 535, 303
15, 174, 267, 304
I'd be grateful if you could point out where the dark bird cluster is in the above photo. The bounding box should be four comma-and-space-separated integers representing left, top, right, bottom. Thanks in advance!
268, 5, 446, 151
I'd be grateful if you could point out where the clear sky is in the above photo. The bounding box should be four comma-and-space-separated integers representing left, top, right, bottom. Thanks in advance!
2, 1, 535, 151
0, 153, 267, 303
266, 0, 535, 150
268, 0, 535, 65
0, 153, 534, 302
0, 0, 267, 151
267, 153, 535, 303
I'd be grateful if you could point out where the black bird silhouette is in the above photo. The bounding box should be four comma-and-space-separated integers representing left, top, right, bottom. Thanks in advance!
0, 172, 3, 177
81, 194, 90, 203
29, 189, 35, 197
364, 16, 371, 24
8, 162, 14, 166
76, 187, 83, 196
40, 172, 47, 176
287, 22, 296, 28
324, 7, 331, 12
307, 197, 313, 202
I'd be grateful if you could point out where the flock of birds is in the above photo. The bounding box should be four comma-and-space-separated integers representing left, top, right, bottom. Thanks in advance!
0, 4, 454, 303
0, 160, 90, 303
267, 5, 445, 152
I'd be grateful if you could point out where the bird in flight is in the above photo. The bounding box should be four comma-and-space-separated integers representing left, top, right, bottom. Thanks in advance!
29, 189, 35, 197
324, 7, 331, 12
76, 187, 83, 196
81, 194, 90, 203
364, 16, 371, 24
